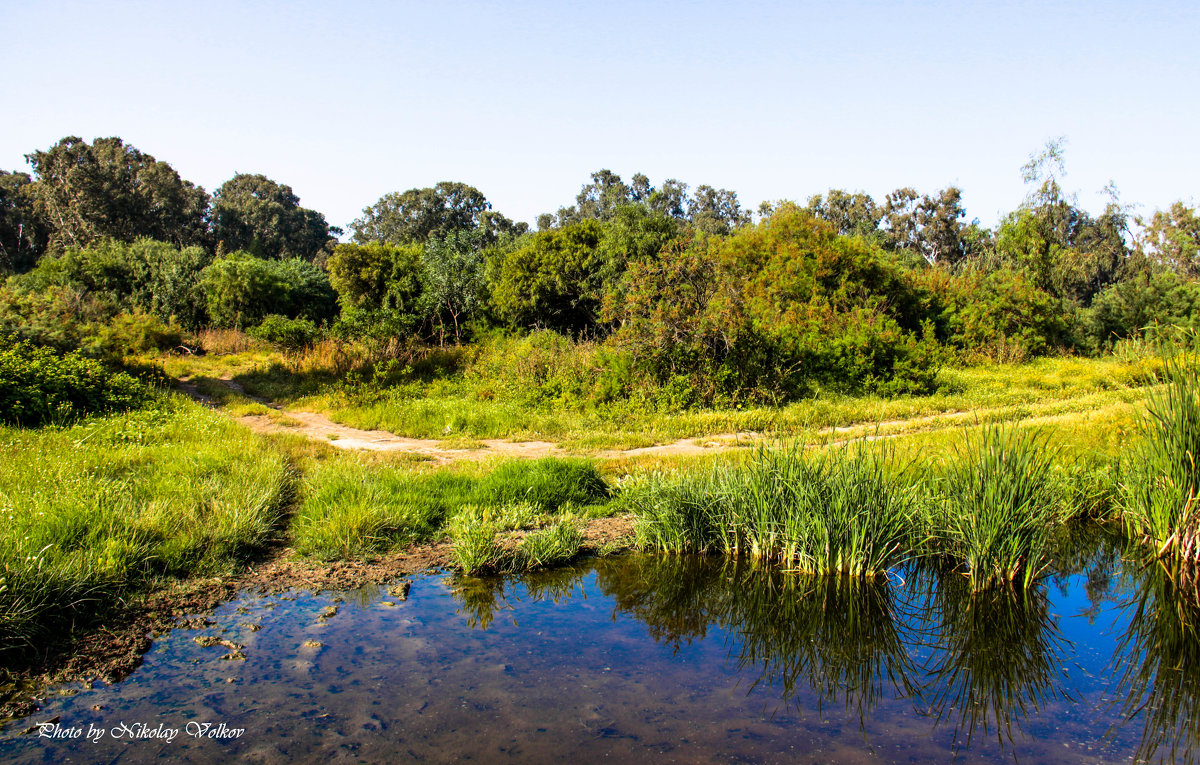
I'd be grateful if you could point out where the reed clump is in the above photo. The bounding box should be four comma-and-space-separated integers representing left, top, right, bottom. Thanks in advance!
1119, 355, 1200, 564
934, 426, 1059, 591
633, 444, 915, 577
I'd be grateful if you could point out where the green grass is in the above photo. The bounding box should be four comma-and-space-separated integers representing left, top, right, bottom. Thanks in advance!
933, 426, 1061, 591
1119, 355, 1200, 561
447, 505, 586, 575
292, 456, 609, 561
0, 398, 290, 654
632, 443, 915, 576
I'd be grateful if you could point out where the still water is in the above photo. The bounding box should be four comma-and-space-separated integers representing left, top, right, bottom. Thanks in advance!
2, 529, 1198, 763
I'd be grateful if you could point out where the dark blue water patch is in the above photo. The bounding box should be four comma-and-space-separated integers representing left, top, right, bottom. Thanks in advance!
2, 529, 1198, 763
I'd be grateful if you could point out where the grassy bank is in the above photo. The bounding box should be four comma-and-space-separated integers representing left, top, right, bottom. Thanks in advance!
0, 398, 290, 654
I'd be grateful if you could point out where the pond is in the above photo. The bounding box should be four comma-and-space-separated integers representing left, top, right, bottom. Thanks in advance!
2, 528, 1198, 763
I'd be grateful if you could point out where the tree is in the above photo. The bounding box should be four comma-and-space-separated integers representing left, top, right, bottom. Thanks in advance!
326, 242, 423, 313
420, 229, 488, 344
351, 182, 523, 245
688, 185, 751, 235
1140, 202, 1200, 277
200, 252, 336, 327
805, 190, 882, 240
0, 171, 45, 273
211, 174, 335, 260
489, 220, 606, 334
26, 136, 209, 251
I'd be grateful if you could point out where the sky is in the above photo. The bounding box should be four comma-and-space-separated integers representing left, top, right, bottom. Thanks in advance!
1, 0, 1196, 233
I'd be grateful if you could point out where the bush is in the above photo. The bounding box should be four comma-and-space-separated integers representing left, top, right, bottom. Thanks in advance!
0, 343, 152, 426
249, 315, 321, 351
200, 252, 337, 328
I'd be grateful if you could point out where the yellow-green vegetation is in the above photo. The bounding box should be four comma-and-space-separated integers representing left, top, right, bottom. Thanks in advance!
292, 456, 608, 561
448, 506, 586, 575
0, 399, 289, 652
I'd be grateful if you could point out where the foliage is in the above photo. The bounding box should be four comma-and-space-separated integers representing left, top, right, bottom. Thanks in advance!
248, 315, 321, 351
915, 267, 1069, 360
0, 342, 152, 426
0, 170, 45, 273
211, 173, 335, 260
25, 136, 209, 251
612, 207, 941, 403
351, 182, 524, 245
326, 241, 423, 312
200, 251, 337, 328
1139, 201, 1200, 277
1086, 268, 1200, 348
419, 229, 488, 344
489, 219, 605, 333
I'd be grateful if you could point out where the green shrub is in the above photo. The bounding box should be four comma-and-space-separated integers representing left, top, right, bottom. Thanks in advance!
0, 343, 152, 426
249, 314, 321, 351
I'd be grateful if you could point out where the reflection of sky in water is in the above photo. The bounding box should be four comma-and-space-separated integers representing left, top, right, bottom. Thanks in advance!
1, 532, 1196, 764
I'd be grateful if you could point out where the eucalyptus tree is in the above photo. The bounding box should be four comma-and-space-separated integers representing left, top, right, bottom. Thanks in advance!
210, 174, 336, 261
26, 136, 210, 251
351, 182, 523, 245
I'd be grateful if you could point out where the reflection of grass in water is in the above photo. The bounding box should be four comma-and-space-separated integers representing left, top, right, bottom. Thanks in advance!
597, 555, 917, 723
1112, 557, 1200, 765
923, 573, 1072, 755
447, 564, 591, 631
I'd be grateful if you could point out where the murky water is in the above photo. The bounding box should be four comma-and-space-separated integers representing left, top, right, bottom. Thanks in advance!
2, 528, 1199, 763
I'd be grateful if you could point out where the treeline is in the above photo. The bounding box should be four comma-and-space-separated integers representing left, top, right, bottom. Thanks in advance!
2, 135, 1199, 405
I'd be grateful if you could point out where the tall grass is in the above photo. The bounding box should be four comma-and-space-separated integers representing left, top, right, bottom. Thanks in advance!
1119, 356, 1200, 562
633, 443, 914, 577
935, 426, 1059, 591
293, 456, 608, 561
0, 401, 289, 654
447, 504, 586, 575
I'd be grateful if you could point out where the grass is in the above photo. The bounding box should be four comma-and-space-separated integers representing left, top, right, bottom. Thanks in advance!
1119, 355, 1200, 562
447, 505, 586, 574
0, 398, 290, 654
292, 456, 608, 561
632, 443, 915, 576
934, 426, 1060, 591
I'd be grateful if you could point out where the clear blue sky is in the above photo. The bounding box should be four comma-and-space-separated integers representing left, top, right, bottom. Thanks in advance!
1, 0, 1196, 232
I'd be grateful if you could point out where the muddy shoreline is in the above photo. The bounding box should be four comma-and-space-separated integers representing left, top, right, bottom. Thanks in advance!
0, 516, 635, 722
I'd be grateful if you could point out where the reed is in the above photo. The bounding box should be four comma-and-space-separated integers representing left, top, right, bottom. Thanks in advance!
633, 443, 914, 577
1119, 355, 1200, 563
937, 426, 1059, 591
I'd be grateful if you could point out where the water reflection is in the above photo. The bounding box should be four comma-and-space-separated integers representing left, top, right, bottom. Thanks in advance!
446, 553, 1088, 751
922, 572, 1072, 754
1112, 557, 1200, 765
596, 555, 917, 722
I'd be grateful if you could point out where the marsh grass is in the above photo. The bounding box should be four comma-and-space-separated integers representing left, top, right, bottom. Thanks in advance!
0, 400, 290, 653
633, 443, 914, 576
1119, 355, 1200, 563
294, 456, 608, 561
447, 504, 586, 574
935, 426, 1059, 591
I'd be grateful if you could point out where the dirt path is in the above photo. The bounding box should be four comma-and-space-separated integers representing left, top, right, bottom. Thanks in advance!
176, 376, 1116, 463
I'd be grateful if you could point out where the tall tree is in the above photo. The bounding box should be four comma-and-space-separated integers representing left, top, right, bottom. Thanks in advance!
351, 182, 522, 245
211, 174, 336, 261
805, 189, 882, 240
1139, 202, 1200, 277
0, 171, 45, 272
689, 185, 751, 235
26, 136, 209, 251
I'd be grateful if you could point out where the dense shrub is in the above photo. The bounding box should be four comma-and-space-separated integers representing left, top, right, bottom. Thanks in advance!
248, 314, 321, 351
199, 251, 337, 328
611, 208, 941, 403
1085, 269, 1200, 349
0, 343, 151, 426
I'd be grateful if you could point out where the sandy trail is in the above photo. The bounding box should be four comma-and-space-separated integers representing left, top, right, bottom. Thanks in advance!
176, 376, 1079, 463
